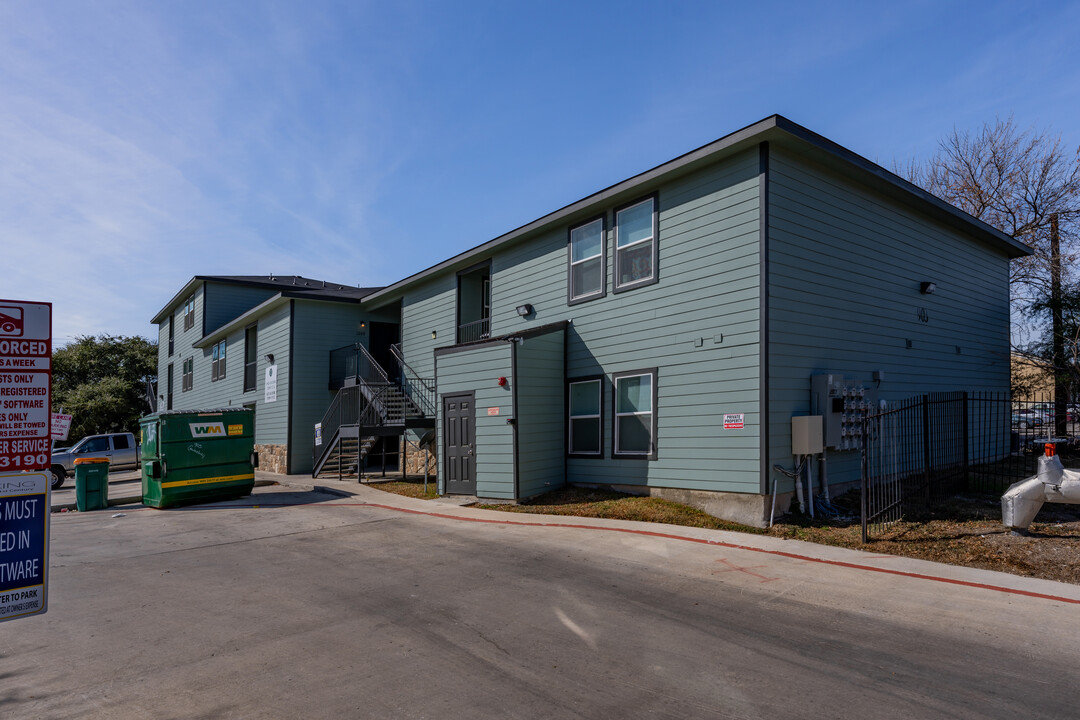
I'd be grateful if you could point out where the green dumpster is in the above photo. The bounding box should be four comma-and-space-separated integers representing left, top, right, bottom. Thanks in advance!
139, 408, 257, 509
74, 457, 110, 511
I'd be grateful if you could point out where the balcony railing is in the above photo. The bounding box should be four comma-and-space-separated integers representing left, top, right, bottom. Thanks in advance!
329, 343, 389, 391
457, 317, 491, 344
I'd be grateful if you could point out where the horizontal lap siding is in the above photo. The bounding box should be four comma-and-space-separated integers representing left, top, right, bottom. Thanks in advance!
203, 283, 277, 334
436, 344, 515, 499
289, 301, 366, 474
165, 300, 291, 448
515, 329, 566, 499
491, 149, 763, 494
400, 275, 457, 379
767, 145, 1012, 490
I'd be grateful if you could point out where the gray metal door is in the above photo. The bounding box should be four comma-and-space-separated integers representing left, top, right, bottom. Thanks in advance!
443, 393, 475, 495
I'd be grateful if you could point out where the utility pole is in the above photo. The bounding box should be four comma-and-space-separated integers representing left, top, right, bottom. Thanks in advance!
1051, 213, 1067, 437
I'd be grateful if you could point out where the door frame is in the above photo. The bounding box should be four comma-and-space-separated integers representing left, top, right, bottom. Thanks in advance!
442, 391, 476, 495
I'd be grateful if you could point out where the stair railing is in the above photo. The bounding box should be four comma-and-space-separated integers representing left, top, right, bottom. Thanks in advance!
313, 385, 360, 471
389, 343, 436, 418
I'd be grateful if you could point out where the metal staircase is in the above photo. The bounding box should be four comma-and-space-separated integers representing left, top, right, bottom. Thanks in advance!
312, 343, 435, 480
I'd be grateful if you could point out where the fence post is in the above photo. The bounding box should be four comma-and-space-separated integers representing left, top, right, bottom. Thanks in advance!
861, 414, 869, 543
962, 391, 970, 490
923, 394, 932, 506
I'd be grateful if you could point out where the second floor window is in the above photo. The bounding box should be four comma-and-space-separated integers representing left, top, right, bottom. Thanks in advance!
244, 326, 258, 392
211, 340, 227, 381
183, 295, 195, 331
568, 217, 605, 303
614, 196, 657, 291
182, 357, 193, 392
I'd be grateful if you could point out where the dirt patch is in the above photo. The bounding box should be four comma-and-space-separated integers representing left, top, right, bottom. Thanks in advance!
369, 480, 1080, 585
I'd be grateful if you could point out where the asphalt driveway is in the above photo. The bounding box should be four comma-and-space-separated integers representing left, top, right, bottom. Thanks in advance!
3, 481, 1078, 719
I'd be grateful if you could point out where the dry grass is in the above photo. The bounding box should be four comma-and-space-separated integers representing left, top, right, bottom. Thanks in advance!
364, 476, 439, 500
370, 481, 1080, 585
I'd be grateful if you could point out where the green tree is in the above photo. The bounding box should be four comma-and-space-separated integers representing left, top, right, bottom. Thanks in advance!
52, 335, 157, 441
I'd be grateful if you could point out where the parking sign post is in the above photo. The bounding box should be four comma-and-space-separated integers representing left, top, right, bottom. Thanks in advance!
0, 299, 51, 622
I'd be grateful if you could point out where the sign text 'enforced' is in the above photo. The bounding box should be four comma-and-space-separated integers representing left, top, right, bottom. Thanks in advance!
0, 301, 51, 472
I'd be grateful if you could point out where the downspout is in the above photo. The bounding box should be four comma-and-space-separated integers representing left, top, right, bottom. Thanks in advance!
509, 337, 520, 501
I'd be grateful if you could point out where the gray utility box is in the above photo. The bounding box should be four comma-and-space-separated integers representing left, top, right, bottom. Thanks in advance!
791, 415, 824, 456
810, 374, 878, 452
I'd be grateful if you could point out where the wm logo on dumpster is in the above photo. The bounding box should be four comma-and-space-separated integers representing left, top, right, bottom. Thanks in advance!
189, 422, 226, 438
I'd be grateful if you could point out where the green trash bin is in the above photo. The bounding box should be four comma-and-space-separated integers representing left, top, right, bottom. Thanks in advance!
74, 457, 110, 511
139, 408, 257, 509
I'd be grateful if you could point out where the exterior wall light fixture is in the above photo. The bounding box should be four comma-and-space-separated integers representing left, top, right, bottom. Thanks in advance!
920, 282, 936, 295
431, 330, 437, 340
264, 353, 275, 364
515, 304, 533, 317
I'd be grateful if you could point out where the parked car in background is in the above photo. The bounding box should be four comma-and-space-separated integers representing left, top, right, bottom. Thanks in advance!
49, 432, 140, 489
1012, 409, 1048, 430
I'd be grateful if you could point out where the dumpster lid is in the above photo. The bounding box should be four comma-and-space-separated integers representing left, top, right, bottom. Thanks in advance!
74, 457, 110, 465
141, 407, 252, 420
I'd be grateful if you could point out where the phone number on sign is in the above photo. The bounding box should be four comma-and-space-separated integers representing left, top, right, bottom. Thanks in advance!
0, 453, 49, 470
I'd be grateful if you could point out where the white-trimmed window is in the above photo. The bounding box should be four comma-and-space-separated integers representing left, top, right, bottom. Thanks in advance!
613, 369, 657, 459
614, 196, 657, 291
568, 377, 602, 457
183, 295, 195, 330
211, 340, 227, 381
182, 357, 193, 392
568, 217, 605, 303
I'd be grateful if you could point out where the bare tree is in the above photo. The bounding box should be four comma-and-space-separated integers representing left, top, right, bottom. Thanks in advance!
905, 118, 1080, 432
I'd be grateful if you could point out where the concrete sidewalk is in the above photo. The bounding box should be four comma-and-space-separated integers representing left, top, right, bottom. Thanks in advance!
267, 471, 1080, 606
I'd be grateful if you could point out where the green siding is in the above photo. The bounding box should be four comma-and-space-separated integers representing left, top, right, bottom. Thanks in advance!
497, 150, 763, 494
766, 144, 1013, 492
397, 149, 764, 496
289, 300, 368, 474
203, 283, 277, 334
400, 274, 457, 380
515, 328, 566, 499
436, 343, 515, 499
163, 300, 292, 449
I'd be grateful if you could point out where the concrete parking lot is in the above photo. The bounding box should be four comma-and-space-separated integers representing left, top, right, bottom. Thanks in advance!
48, 467, 143, 507
3, 480, 1079, 719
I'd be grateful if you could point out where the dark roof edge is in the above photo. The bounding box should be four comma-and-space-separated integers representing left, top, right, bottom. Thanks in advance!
152, 275, 380, 324
770, 117, 1031, 258
433, 320, 570, 358
364, 117, 782, 306
364, 114, 1031, 307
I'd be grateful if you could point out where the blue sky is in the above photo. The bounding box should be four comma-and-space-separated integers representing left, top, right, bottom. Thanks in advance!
3, 0, 1078, 344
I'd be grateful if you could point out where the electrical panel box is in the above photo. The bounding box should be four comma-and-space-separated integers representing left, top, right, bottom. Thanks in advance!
791, 415, 824, 456
810, 374, 878, 451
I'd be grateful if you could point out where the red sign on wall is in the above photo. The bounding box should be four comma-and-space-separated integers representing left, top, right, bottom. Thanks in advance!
0, 300, 52, 472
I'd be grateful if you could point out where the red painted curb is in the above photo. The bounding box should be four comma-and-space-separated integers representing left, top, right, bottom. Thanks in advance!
72, 496, 1080, 606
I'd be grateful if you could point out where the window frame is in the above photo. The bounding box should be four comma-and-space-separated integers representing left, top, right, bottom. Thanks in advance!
567, 215, 607, 305
566, 375, 604, 458
243, 325, 258, 393
183, 295, 195, 331
167, 316, 174, 356
611, 368, 658, 460
181, 357, 193, 392
211, 339, 227, 382
612, 193, 659, 293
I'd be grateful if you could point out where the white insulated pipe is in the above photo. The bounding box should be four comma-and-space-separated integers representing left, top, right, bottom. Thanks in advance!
1002, 453, 1080, 533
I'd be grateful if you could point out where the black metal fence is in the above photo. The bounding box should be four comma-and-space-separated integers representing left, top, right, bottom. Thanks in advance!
860, 391, 1075, 541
